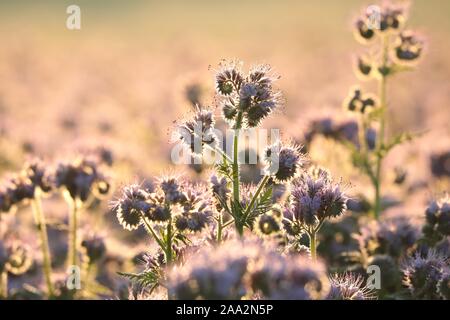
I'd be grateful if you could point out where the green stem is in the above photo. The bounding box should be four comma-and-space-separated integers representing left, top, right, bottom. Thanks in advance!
373, 35, 389, 220
68, 197, 79, 268
31, 194, 55, 297
139, 212, 166, 251
232, 111, 243, 235
166, 216, 173, 264
216, 212, 223, 243
308, 231, 317, 261
0, 271, 7, 298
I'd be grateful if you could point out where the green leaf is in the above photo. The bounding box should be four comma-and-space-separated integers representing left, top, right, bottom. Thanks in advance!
118, 270, 160, 288
380, 130, 426, 156
245, 186, 273, 224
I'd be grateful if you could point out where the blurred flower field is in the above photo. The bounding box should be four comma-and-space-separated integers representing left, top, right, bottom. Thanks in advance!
0, 0, 449, 300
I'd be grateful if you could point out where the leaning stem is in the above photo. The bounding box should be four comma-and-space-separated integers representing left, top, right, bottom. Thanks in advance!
0, 271, 7, 298
68, 197, 80, 269
31, 194, 55, 297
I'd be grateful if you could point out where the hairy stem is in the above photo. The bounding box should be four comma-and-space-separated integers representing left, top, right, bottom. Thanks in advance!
31, 194, 55, 297
308, 231, 317, 261
232, 111, 243, 235
166, 216, 173, 265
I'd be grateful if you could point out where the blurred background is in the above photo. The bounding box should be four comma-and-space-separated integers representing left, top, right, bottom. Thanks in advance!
0, 0, 449, 198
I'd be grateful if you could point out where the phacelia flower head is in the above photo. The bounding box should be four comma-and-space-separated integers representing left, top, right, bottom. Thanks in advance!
81, 233, 107, 264
54, 156, 110, 202
394, 31, 424, 63
402, 250, 449, 300
286, 167, 348, 228
264, 142, 305, 182
343, 86, 378, 114
378, 3, 407, 33
354, 17, 376, 44
3, 240, 33, 276
254, 211, 281, 236
0, 187, 13, 213
355, 54, 373, 79
111, 184, 150, 231
215, 60, 282, 128
437, 271, 450, 300
167, 237, 330, 300
159, 176, 187, 205
210, 174, 230, 210
21, 159, 53, 194
175, 106, 217, 157
423, 196, 450, 241
353, 2, 407, 44
327, 273, 376, 300
174, 184, 212, 233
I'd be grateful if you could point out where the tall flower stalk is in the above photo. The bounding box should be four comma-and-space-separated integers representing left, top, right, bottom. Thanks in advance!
31, 190, 54, 297
283, 167, 348, 260
346, 1, 424, 219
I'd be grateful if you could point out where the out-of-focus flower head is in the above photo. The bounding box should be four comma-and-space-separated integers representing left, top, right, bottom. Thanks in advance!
394, 31, 424, 63
355, 54, 374, 79
54, 156, 111, 202
81, 232, 107, 264
430, 151, 450, 178
437, 271, 450, 300
402, 250, 449, 300
254, 211, 282, 237
353, 2, 408, 44
423, 196, 450, 243
357, 217, 419, 259
167, 237, 330, 300
2, 240, 33, 276
343, 86, 378, 114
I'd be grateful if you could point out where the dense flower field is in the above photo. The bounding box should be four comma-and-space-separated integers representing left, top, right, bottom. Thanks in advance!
0, 0, 449, 300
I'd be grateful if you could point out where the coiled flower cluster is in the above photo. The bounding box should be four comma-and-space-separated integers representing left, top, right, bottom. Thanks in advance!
0, 239, 33, 276
0, 159, 52, 213
112, 177, 212, 233
215, 60, 282, 128
264, 142, 305, 182
54, 156, 110, 202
